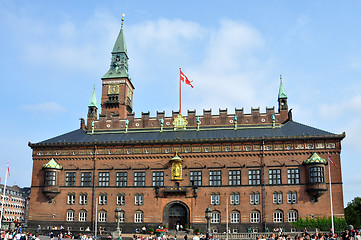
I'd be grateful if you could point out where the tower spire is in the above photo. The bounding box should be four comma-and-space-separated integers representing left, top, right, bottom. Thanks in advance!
278, 75, 288, 112
88, 85, 97, 107
102, 13, 129, 79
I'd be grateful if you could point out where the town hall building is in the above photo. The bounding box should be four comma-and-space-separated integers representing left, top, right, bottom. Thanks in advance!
28, 19, 345, 234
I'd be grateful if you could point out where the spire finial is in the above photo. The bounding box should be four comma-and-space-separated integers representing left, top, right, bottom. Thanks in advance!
280, 74, 282, 83
121, 13, 125, 27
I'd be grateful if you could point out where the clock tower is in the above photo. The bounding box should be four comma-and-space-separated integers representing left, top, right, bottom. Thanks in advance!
101, 16, 134, 119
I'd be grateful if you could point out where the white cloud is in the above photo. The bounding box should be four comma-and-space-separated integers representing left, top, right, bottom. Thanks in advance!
22, 102, 66, 114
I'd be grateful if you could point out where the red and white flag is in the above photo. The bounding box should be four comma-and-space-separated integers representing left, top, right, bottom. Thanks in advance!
180, 70, 194, 88
328, 154, 338, 169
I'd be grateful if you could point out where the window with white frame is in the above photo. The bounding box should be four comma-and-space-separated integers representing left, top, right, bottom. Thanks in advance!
80, 194, 87, 205
117, 194, 125, 205
250, 192, 260, 205
211, 211, 220, 223
99, 211, 107, 222
67, 193, 75, 205
79, 210, 87, 222
66, 210, 74, 221
134, 211, 143, 223
99, 194, 107, 205
230, 193, 240, 205
273, 210, 283, 223
211, 193, 220, 205
135, 194, 143, 206
288, 210, 298, 222
273, 192, 282, 204
250, 211, 260, 223
287, 192, 297, 204
230, 211, 240, 223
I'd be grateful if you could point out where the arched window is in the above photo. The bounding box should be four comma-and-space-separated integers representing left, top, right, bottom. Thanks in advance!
250, 210, 260, 223
66, 210, 75, 222
288, 210, 298, 222
79, 210, 87, 222
230, 211, 240, 223
273, 210, 283, 223
134, 211, 143, 223
99, 210, 107, 222
211, 211, 220, 223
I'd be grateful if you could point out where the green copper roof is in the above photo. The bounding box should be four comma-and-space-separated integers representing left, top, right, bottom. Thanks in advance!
171, 153, 182, 161
88, 86, 97, 107
278, 77, 287, 99
43, 158, 63, 170
112, 22, 128, 55
102, 20, 130, 79
304, 153, 326, 164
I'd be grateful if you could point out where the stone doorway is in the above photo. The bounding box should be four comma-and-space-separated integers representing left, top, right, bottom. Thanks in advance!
163, 201, 189, 230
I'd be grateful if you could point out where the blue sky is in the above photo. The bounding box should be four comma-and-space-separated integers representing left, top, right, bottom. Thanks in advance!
0, 1, 360, 207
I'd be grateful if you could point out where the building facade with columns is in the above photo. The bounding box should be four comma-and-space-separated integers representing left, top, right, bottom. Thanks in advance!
28, 20, 345, 234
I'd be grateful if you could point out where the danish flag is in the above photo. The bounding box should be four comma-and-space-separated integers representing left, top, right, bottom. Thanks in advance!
180, 70, 193, 88
328, 154, 338, 169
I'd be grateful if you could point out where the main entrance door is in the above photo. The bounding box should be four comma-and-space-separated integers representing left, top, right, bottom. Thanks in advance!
168, 203, 187, 229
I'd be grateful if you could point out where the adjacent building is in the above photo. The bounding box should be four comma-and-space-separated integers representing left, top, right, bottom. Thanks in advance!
28, 19, 345, 234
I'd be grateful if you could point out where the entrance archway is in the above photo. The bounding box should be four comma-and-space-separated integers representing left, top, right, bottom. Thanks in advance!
163, 201, 189, 229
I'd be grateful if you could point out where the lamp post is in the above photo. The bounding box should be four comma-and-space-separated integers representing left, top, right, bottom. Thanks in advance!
115, 207, 122, 237
205, 207, 212, 239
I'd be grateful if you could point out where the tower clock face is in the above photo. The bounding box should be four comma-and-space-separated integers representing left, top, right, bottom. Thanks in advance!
108, 84, 119, 94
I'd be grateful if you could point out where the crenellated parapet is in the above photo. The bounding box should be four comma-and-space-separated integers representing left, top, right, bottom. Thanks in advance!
85, 107, 289, 132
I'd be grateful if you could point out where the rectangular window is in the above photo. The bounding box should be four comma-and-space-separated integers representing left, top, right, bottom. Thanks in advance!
273, 211, 283, 223
250, 192, 260, 205
211, 194, 220, 205
229, 170, 241, 186
135, 194, 143, 206
152, 171, 164, 187
81, 172, 92, 187
65, 172, 76, 187
79, 194, 87, 205
190, 171, 202, 186
230, 193, 240, 205
287, 192, 297, 204
117, 194, 125, 205
248, 169, 261, 185
67, 194, 75, 205
273, 192, 282, 204
288, 211, 298, 222
310, 166, 325, 183
134, 212, 143, 223
287, 168, 300, 184
99, 194, 107, 205
119, 211, 125, 223
269, 169, 282, 185
44, 171, 56, 186
116, 172, 128, 187
134, 172, 146, 186
98, 172, 110, 187
209, 170, 222, 186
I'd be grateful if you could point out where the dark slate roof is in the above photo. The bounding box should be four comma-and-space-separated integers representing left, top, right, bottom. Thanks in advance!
30, 121, 344, 147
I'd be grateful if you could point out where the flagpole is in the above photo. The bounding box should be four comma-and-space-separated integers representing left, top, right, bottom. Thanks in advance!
226, 196, 229, 240
0, 161, 9, 229
328, 154, 335, 237
179, 68, 182, 114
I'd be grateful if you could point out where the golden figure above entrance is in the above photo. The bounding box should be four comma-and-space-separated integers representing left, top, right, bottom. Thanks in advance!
170, 153, 183, 180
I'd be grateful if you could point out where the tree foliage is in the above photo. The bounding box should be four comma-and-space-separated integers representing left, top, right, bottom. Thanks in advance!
290, 217, 347, 232
344, 197, 361, 229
